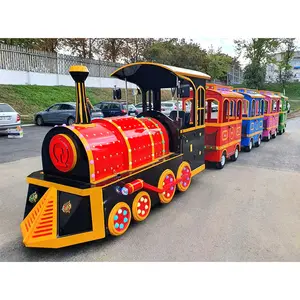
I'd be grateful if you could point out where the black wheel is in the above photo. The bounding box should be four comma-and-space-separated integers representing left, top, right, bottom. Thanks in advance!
272, 129, 277, 139
283, 128, 285, 133
278, 130, 282, 135
230, 147, 239, 161
216, 152, 226, 169
244, 139, 253, 152
67, 117, 75, 125
255, 135, 261, 147
35, 115, 44, 126
265, 131, 271, 142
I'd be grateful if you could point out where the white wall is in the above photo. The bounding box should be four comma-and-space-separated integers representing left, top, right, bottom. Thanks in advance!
0, 69, 137, 89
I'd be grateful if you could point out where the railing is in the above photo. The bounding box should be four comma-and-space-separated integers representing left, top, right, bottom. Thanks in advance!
0, 44, 123, 78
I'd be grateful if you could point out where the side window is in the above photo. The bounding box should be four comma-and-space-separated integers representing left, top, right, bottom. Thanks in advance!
264, 100, 268, 113
110, 103, 119, 109
197, 87, 205, 126
237, 100, 242, 119
242, 99, 248, 116
102, 103, 110, 109
223, 100, 229, 122
255, 101, 259, 116
251, 100, 255, 117
60, 104, 72, 110
230, 101, 234, 116
48, 104, 61, 111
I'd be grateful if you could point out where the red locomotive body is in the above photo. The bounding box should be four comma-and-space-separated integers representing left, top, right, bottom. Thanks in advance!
204, 84, 243, 169
49, 117, 170, 184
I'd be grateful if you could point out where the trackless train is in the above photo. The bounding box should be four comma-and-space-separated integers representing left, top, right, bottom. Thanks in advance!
20, 62, 289, 248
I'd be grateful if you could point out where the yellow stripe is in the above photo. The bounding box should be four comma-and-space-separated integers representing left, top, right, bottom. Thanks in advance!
108, 119, 133, 170
206, 139, 240, 151
135, 118, 155, 161
100, 153, 183, 188
206, 120, 241, 127
242, 116, 264, 120
242, 130, 262, 138
265, 125, 278, 130
146, 118, 165, 156
81, 82, 89, 122
68, 127, 96, 183
264, 112, 279, 116
27, 177, 92, 196
77, 83, 83, 123
191, 164, 205, 177
180, 125, 205, 133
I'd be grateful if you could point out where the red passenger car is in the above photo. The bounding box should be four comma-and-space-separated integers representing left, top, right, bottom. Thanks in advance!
204, 84, 243, 169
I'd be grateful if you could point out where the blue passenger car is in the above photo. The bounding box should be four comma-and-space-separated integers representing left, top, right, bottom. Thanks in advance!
233, 88, 265, 151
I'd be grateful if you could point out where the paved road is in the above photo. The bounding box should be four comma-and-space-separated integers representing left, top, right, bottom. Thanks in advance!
0, 119, 300, 261
0, 126, 51, 163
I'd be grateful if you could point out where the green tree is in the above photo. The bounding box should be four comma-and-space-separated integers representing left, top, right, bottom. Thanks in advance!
206, 46, 233, 82
143, 38, 209, 72
275, 38, 296, 90
234, 38, 282, 88
98, 38, 126, 62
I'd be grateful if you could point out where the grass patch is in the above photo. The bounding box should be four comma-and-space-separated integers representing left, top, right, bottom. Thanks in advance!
0, 84, 172, 117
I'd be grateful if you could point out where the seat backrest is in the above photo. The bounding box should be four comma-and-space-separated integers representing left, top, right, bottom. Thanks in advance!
169, 110, 186, 124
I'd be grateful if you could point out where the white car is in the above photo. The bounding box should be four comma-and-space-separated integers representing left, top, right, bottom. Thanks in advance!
0, 103, 21, 133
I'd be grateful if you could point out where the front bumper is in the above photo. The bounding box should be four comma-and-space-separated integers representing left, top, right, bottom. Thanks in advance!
20, 173, 105, 248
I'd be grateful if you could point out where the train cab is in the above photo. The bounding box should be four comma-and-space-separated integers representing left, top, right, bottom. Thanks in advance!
258, 90, 280, 141
273, 92, 288, 134
204, 84, 243, 169
232, 88, 265, 151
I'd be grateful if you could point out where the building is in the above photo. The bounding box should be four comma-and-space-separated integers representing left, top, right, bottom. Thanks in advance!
266, 51, 300, 83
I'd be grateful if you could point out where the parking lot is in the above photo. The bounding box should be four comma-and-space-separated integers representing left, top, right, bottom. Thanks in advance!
0, 118, 300, 262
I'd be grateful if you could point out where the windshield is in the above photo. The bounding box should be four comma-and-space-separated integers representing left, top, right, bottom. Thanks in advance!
0, 103, 15, 112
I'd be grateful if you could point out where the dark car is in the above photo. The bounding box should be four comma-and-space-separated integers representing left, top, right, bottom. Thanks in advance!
94, 101, 138, 117
34, 102, 104, 126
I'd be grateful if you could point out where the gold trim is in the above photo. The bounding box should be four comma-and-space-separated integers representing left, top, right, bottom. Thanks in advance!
69, 65, 89, 73
110, 62, 211, 80
191, 164, 205, 177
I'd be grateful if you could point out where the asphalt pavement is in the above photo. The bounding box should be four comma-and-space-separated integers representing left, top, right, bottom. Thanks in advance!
0, 119, 300, 261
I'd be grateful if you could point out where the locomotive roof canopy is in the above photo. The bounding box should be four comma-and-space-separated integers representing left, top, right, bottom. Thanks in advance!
110, 62, 211, 91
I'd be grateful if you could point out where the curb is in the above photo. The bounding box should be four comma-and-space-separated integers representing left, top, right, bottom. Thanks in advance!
22, 124, 36, 127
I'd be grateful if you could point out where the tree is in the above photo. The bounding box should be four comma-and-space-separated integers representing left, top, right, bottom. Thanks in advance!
206, 46, 233, 82
0, 38, 61, 52
234, 38, 282, 89
98, 39, 126, 62
121, 38, 155, 63
143, 38, 209, 72
62, 38, 99, 59
275, 38, 296, 90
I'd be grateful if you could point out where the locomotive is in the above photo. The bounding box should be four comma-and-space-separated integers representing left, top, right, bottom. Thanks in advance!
20, 62, 289, 249
20, 63, 211, 248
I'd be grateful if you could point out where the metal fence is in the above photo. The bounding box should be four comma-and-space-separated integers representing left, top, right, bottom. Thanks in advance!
227, 63, 244, 85
0, 44, 123, 77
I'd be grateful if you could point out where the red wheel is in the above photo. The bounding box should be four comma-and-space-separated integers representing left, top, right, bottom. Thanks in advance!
132, 191, 151, 222
176, 162, 192, 192
108, 202, 131, 236
158, 169, 176, 204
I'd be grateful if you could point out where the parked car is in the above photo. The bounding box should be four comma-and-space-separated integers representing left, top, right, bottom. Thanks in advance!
34, 102, 104, 126
94, 101, 138, 117
121, 103, 139, 116
0, 103, 21, 133
161, 101, 181, 116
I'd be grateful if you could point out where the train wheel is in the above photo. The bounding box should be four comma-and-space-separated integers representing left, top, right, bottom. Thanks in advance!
216, 152, 226, 169
245, 139, 253, 152
176, 161, 192, 192
108, 202, 131, 236
132, 191, 151, 222
272, 129, 277, 138
230, 146, 239, 161
158, 169, 176, 204
255, 135, 261, 147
